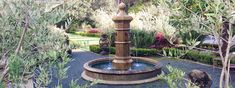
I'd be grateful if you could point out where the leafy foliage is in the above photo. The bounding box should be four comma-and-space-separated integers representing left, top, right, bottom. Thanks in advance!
159, 65, 199, 88
89, 45, 157, 56
0, 81, 3, 88
8, 55, 23, 84
89, 45, 101, 53
131, 48, 157, 56
65, 0, 117, 32
0, 0, 71, 87
184, 50, 213, 64
69, 79, 99, 88
163, 48, 185, 57
129, 2, 145, 13
131, 29, 156, 48
152, 0, 209, 46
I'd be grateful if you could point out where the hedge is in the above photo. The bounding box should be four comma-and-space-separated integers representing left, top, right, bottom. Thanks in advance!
89, 45, 157, 56
162, 48, 185, 57
183, 50, 213, 64
232, 59, 235, 64
90, 45, 214, 64
131, 48, 157, 56
89, 45, 101, 53
162, 47, 213, 64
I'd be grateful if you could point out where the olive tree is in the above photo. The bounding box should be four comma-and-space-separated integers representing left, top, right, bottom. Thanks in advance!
154, 0, 235, 88
0, 0, 71, 87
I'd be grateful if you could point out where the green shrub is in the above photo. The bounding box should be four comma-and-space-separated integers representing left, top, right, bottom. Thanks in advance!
104, 29, 156, 48
0, 81, 3, 88
73, 32, 100, 37
0, 0, 73, 86
109, 47, 115, 54
131, 29, 156, 48
198, 52, 213, 64
66, 21, 79, 33
89, 45, 101, 53
231, 59, 235, 64
8, 55, 24, 83
184, 50, 213, 64
129, 2, 145, 13
159, 65, 199, 88
89, 45, 114, 54
131, 48, 157, 56
89, 45, 157, 56
184, 50, 199, 60
163, 48, 185, 57
69, 41, 81, 49
66, 16, 97, 33
178, 30, 202, 45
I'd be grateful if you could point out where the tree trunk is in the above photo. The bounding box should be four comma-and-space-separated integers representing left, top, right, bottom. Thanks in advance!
219, 66, 225, 88
219, 19, 232, 88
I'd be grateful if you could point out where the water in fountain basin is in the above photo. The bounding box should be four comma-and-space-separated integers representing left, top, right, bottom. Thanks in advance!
91, 60, 155, 71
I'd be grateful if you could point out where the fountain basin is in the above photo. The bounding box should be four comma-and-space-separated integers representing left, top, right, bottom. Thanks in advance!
82, 57, 162, 84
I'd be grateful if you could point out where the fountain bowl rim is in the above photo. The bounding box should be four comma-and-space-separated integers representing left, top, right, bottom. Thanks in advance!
83, 57, 162, 75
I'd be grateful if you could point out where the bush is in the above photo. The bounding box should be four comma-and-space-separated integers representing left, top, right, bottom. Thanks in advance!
0, 81, 3, 88
8, 55, 24, 82
73, 32, 100, 37
163, 48, 185, 57
109, 47, 116, 54
131, 48, 157, 56
70, 40, 81, 49
0, 0, 72, 86
130, 29, 156, 48
231, 59, 235, 64
184, 50, 213, 64
178, 30, 203, 45
159, 65, 199, 88
129, 2, 145, 13
66, 21, 79, 33
89, 45, 101, 53
104, 29, 156, 48
89, 45, 157, 56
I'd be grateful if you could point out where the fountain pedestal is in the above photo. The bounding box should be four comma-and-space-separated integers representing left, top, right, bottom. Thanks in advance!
112, 3, 133, 70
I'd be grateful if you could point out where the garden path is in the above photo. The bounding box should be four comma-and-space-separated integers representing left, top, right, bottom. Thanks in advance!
49, 50, 235, 88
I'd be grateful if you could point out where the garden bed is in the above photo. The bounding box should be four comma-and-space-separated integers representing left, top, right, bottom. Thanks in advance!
89, 45, 216, 65
162, 47, 214, 64
162, 47, 235, 68
90, 43, 233, 67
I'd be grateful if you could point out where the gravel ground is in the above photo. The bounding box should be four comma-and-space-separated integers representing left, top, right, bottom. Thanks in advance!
48, 50, 235, 88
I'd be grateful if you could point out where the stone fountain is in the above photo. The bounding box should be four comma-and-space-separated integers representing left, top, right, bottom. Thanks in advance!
81, 3, 162, 84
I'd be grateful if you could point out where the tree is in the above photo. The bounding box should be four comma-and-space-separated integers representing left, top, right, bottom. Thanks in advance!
0, 0, 71, 87
154, 0, 235, 87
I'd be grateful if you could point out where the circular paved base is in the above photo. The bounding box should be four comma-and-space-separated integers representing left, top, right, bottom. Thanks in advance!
82, 71, 162, 85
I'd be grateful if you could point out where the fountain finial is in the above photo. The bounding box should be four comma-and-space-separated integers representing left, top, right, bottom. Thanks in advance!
112, 2, 132, 21
117, 2, 127, 16
118, 2, 126, 10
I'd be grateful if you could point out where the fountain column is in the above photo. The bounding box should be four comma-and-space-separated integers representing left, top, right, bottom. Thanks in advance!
112, 2, 133, 70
